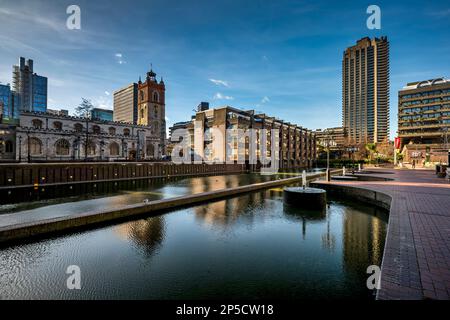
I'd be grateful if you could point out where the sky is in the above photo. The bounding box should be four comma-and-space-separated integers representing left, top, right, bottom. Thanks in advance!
0, 0, 449, 138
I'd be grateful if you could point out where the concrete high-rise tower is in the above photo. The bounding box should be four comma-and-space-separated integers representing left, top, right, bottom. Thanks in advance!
342, 37, 390, 144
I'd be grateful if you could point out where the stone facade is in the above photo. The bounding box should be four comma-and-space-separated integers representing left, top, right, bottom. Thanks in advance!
0, 111, 163, 163
137, 69, 166, 156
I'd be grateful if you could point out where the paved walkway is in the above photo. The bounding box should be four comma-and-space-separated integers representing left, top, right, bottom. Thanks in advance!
317, 168, 450, 300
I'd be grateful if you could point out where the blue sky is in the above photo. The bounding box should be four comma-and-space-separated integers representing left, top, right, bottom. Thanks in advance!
0, 0, 449, 138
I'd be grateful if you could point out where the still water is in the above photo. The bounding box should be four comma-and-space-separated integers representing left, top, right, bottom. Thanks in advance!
0, 180, 387, 300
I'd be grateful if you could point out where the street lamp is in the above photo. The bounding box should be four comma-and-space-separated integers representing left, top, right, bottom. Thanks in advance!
18, 135, 22, 162
26, 130, 31, 163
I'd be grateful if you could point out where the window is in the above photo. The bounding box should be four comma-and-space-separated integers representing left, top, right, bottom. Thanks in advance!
140, 90, 144, 101
55, 139, 70, 156
153, 91, 159, 102
109, 142, 119, 156
87, 142, 96, 156
154, 105, 158, 118
5, 140, 13, 153
92, 125, 101, 134
108, 127, 116, 135
32, 119, 43, 129
74, 123, 83, 132
53, 121, 62, 131
29, 138, 42, 155
123, 128, 130, 136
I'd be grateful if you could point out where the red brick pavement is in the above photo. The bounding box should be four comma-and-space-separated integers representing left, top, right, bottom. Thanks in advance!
317, 169, 450, 300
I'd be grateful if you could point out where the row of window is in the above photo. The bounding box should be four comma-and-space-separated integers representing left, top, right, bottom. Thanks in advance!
25, 138, 122, 157
30, 119, 132, 136
401, 89, 450, 100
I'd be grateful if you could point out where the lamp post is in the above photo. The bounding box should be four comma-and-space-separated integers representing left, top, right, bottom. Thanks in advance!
18, 135, 22, 162
26, 130, 31, 163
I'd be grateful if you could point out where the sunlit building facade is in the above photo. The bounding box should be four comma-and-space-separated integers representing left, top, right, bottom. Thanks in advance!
342, 37, 390, 144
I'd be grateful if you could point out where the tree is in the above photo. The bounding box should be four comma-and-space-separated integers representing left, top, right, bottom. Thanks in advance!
75, 98, 94, 118
365, 143, 377, 164
75, 98, 94, 161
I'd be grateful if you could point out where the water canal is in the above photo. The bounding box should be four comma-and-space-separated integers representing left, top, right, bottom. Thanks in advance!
0, 173, 387, 299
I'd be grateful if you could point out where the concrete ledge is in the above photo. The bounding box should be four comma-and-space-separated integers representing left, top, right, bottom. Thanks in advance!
311, 181, 392, 211
0, 170, 341, 244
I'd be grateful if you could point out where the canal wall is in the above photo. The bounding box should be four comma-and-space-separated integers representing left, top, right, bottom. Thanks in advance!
0, 170, 342, 244
0, 162, 247, 189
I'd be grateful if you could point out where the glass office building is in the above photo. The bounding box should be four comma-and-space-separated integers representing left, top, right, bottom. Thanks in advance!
0, 84, 11, 120
32, 74, 47, 113
91, 108, 113, 121
12, 57, 48, 115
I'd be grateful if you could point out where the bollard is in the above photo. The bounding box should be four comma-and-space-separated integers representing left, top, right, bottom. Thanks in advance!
343, 166, 346, 176
326, 169, 331, 182
358, 164, 361, 172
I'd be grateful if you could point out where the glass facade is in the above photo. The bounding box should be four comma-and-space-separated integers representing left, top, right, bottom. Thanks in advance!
0, 84, 11, 120
32, 75, 47, 113
91, 108, 113, 121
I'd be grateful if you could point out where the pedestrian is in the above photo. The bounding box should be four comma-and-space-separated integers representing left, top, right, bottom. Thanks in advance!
412, 159, 416, 169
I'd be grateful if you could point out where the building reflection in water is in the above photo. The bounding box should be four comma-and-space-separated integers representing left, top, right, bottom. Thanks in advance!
342, 204, 387, 277
189, 175, 265, 228
115, 216, 166, 256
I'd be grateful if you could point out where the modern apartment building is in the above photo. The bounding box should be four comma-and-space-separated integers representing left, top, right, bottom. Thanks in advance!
169, 104, 317, 169
313, 127, 348, 149
113, 83, 138, 124
12, 57, 48, 114
342, 37, 390, 144
398, 78, 450, 163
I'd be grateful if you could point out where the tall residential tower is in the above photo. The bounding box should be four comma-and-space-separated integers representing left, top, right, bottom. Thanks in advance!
342, 37, 390, 144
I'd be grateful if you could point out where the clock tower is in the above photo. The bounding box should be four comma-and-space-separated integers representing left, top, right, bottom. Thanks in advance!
137, 67, 166, 157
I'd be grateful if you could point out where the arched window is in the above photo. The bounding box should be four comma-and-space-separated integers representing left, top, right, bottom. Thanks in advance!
87, 142, 96, 156
53, 121, 62, 131
109, 142, 119, 156
154, 105, 158, 118
55, 139, 70, 156
92, 125, 101, 134
123, 128, 130, 136
5, 140, 14, 153
29, 138, 42, 155
74, 123, 83, 132
32, 119, 43, 129
108, 127, 116, 135
153, 91, 159, 102
140, 90, 144, 101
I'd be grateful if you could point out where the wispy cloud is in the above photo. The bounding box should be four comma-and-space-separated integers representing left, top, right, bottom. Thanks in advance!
0, 7, 63, 32
214, 92, 234, 100
209, 78, 229, 87
261, 96, 270, 104
427, 8, 450, 17
104, 91, 110, 96
115, 53, 126, 64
